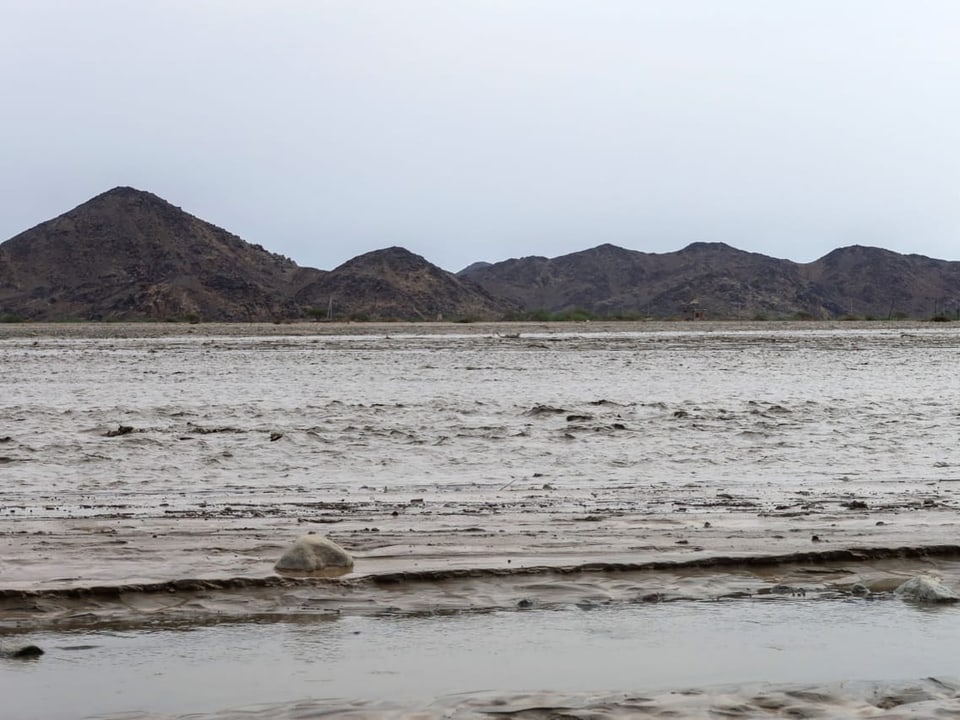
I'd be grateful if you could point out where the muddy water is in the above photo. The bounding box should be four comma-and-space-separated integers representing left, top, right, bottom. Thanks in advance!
3, 322, 960, 717
6, 598, 960, 719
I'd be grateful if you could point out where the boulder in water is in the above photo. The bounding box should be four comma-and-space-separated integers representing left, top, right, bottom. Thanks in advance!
1, 645, 43, 659
894, 576, 960, 603
275, 534, 353, 577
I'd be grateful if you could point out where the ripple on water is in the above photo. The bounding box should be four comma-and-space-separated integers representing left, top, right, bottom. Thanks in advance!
4, 599, 960, 719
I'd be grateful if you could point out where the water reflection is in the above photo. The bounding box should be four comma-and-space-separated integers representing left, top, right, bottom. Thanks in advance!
5, 598, 960, 719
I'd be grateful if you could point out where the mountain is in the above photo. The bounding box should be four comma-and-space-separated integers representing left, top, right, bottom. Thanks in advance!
0, 187, 317, 321
459, 242, 809, 318
459, 242, 960, 320
0, 188, 512, 322
2, 187, 959, 322
800, 245, 960, 319
295, 247, 516, 321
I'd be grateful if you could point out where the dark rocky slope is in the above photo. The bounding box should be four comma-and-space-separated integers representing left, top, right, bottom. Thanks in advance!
0, 187, 313, 321
0, 188, 514, 322
296, 247, 515, 321
3, 187, 959, 322
460, 242, 960, 320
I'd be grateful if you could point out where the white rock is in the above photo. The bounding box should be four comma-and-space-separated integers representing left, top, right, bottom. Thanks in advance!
275, 534, 353, 576
894, 576, 960, 603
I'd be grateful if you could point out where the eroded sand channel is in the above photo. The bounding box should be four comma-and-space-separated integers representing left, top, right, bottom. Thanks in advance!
2, 322, 960, 717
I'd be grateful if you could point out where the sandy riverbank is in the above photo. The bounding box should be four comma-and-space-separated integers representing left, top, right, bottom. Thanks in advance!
0, 318, 943, 339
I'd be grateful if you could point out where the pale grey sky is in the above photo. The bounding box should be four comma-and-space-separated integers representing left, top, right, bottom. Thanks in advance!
1, 0, 958, 271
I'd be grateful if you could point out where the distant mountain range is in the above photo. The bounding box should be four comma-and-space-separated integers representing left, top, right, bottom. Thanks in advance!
1, 187, 958, 322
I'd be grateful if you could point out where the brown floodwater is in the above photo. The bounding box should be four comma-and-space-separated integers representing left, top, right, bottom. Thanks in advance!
2, 321, 960, 717
5, 597, 960, 719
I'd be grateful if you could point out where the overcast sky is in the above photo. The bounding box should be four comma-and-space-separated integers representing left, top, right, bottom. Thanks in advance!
2, 1, 958, 271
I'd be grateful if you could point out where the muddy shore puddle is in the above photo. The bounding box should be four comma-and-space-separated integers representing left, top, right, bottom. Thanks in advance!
5, 596, 960, 720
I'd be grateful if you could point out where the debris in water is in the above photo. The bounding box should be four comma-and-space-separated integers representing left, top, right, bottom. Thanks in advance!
105, 425, 134, 437
895, 576, 960, 603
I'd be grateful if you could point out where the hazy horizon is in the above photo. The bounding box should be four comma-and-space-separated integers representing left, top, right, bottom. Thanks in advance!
3, 1, 959, 271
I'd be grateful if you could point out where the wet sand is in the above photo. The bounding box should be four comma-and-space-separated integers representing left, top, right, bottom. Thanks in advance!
2, 321, 960, 717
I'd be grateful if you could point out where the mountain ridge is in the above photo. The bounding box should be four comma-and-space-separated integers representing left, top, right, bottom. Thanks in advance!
460, 241, 960, 320
0, 188, 511, 322
2, 187, 958, 322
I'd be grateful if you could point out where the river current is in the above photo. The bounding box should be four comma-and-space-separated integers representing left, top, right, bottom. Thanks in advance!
2, 321, 960, 718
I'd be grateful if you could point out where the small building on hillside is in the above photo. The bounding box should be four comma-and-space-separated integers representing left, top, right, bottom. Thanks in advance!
685, 299, 705, 320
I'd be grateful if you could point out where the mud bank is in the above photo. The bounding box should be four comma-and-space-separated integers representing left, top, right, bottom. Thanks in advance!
4, 547, 960, 631
0, 319, 941, 340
